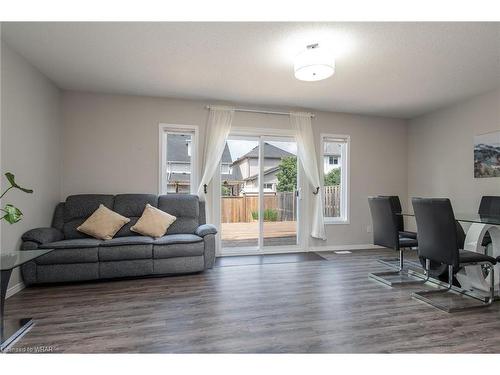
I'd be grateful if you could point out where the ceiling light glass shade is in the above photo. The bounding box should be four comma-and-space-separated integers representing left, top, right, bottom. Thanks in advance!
294, 44, 335, 82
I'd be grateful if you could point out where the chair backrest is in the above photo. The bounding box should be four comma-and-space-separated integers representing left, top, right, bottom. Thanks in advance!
411, 198, 459, 268
478, 196, 500, 216
368, 196, 400, 249
378, 195, 404, 232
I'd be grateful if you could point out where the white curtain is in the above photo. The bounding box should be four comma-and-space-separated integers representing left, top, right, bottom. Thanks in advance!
290, 112, 326, 240
197, 106, 235, 201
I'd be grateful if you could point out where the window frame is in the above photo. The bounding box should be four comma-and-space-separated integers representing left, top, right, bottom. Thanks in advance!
159, 124, 199, 195
320, 133, 350, 225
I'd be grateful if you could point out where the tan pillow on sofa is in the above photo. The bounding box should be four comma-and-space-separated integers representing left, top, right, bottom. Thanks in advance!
130, 204, 176, 238
77, 204, 130, 240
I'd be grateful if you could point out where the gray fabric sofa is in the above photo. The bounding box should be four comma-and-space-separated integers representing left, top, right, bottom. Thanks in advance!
20, 194, 217, 286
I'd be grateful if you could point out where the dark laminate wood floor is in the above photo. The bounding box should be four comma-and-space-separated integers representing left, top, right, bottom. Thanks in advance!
5, 249, 500, 353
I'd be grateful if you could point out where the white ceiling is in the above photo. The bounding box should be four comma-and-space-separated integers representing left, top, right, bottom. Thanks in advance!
2, 22, 499, 118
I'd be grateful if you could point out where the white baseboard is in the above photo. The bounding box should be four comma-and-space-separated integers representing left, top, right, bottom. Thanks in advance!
218, 247, 306, 257
6, 281, 25, 299
217, 244, 383, 257
309, 244, 384, 252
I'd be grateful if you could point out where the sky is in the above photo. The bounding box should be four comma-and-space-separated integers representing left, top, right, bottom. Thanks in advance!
475, 131, 500, 147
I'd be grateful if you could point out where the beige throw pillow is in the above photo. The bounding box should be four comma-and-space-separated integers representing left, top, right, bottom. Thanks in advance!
131, 204, 176, 238
77, 204, 130, 240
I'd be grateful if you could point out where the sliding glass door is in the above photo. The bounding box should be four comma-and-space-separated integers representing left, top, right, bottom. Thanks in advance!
219, 134, 300, 254
220, 136, 260, 249
262, 138, 298, 248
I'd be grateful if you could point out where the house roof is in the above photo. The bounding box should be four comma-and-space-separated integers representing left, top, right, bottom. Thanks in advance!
167, 134, 232, 163
166, 135, 240, 182
232, 142, 294, 165
244, 166, 280, 182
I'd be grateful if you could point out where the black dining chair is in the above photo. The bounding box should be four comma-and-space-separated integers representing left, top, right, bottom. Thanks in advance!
383, 195, 417, 239
368, 196, 421, 286
478, 196, 500, 249
411, 198, 497, 312
376, 196, 418, 269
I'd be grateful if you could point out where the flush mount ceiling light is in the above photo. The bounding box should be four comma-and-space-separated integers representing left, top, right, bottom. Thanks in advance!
294, 43, 335, 82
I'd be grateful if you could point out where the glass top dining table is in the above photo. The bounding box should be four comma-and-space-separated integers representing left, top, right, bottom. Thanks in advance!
400, 212, 500, 226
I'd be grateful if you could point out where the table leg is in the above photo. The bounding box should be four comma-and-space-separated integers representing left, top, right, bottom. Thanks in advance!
1, 269, 12, 338
456, 223, 500, 294
0, 268, 34, 352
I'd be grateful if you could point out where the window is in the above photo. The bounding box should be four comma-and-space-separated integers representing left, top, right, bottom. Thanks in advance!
263, 183, 274, 190
321, 135, 349, 223
221, 163, 232, 175
159, 125, 198, 194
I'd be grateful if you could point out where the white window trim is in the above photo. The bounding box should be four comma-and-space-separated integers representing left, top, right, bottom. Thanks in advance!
159, 123, 199, 195
321, 133, 350, 225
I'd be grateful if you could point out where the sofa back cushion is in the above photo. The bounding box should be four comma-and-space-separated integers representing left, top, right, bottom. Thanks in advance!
52, 202, 66, 231
63, 194, 115, 239
113, 194, 159, 237
158, 194, 199, 234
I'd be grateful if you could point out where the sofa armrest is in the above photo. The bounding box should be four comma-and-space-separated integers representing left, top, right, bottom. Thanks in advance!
22, 227, 64, 245
195, 224, 217, 237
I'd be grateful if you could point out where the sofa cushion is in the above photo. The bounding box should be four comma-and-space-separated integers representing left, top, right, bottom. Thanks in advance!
113, 194, 159, 237
35, 247, 99, 265
100, 236, 154, 247
39, 238, 102, 249
157, 195, 200, 234
131, 204, 177, 238
77, 204, 130, 240
153, 237, 205, 259
153, 234, 203, 245
52, 202, 65, 231
99, 244, 153, 261
63, 194, 115, 239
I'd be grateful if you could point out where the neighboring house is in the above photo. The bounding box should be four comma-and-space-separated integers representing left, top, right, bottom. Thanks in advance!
323, 142, 342, 174
167, 138, 294, 195
232, 142, 294, 193
167, 135, 241, 193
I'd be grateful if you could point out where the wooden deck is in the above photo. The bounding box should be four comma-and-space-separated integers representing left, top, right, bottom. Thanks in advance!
221, 221, 296, 240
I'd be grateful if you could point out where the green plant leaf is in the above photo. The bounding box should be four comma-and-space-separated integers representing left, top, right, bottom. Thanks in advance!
4, 172, 33, 194
2, 204, 23, 224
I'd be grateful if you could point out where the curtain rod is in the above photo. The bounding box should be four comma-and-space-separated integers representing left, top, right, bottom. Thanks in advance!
205, 105, 315, 118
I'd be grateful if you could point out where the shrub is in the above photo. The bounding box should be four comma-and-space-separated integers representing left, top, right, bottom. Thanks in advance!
251, 209, 278, 221
263, 208, 278, 222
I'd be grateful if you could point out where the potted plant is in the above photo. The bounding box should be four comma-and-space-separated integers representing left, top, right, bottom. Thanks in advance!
0, 172, 33, 224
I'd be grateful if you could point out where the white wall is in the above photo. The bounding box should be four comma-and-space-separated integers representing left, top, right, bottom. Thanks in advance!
408, 89, 500, 217
61, 91, 408, 249
1, 41, 62, 293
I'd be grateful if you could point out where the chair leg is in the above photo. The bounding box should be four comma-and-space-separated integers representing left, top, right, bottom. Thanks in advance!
377, 247, 421, 270
399, 248, 404, 271
487, 265, 495, 305
412, 263, 496, 312
369, 248, 426, 287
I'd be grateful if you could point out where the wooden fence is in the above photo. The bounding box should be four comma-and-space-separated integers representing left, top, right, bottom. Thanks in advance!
221, 186, 340, 223
323, 185, 341, 218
